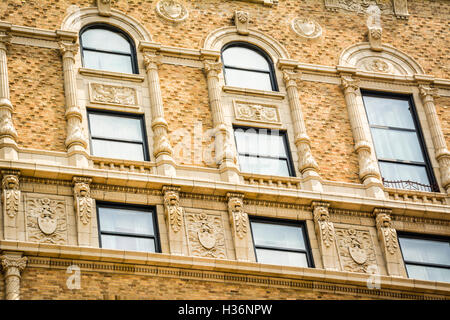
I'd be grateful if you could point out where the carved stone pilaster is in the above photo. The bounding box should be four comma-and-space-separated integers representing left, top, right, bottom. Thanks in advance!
227, 193, 250, 261
1, 170, 20, 240
59, 40, 88, 167
340, 75, 384, 198
280, 67, 322, 191
163, 186, 185, 255
203, 58, 239, 183
0, 30, 18, 160
97, 0, 112, 17
234, 11, 250, 35
374, 208, 405, 277
312, 202, 339, 270
141, 50, 176, 177
418, 85, 450, 193
0, 253, 27, 300
73, 177, 93, 246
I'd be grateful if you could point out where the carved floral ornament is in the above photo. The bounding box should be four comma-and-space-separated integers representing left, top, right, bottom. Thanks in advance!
313, 205, 335, 248
291, 17, 322, 39
89, 83, 138, 107
156, 0, 188, 23
73, 177, 93, 225
375, 211, 398, 255
2, 173, 20, 219
227, 195, 247, 240
324, 0, 409, 18
234, 101, 280, 124
163, 188, 183, 233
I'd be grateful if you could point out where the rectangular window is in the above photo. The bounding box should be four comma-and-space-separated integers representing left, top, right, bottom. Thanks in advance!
361, 92, 437, 192
87, 110, 149, 161
234, 127, 295, 177
398, 234, 450, 283
97, 203, 160, 253
250, 218, 314, 268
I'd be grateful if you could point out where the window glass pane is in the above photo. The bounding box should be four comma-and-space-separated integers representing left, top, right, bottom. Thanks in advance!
405, 264, 450, 283
379, 162, 430, 186
399, 237, 450, 266
83, 50, 133, 74
91, 139, 145, 161
101, 234, 155, 252
82, 28, 132, 53
256, 249, 308, 268
234, 129, 287, 158
222, 46, 270, 71
363, 95, 415, 129
252, 222, 305, 250
371, 128, 424, 162
99, 207, 154, 235
224, 68, 272, 91
239, 155, 290, 176
89, 113, 143, 141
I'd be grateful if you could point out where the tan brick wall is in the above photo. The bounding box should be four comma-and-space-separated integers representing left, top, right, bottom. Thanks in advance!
159, 64, 214, 167
301, 82, 360, 183
19, 266, 368, 300
8, 45, 67, 152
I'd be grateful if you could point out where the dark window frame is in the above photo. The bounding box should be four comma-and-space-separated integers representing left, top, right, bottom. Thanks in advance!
249, 216, 315, 268
361, 90, 439, 192
233, 125, 296, 177
87, 109, 150, 162
398, 232, 450, 280
221, 42, 279, 92
79, 23, 139, 74
96, 201, 161, 253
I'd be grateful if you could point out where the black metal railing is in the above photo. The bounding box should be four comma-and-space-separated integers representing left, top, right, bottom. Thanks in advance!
382, 179, 439, 193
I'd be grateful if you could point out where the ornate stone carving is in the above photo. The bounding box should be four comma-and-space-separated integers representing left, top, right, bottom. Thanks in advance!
313, 204, 335, 248
233, 101, 280, 124
393, 0, 409, 19
340, 75, 360, 93
73, 177, 93, 225
0, 254, 27, 300
203, 60, 222, 79
227, 194, 247, 240
58, 41, 79, 58
324, 0, 393, 14
367, 5, 383, 51
143, 52, 162, 71
335, 227, 377, 273
156, 0, 188, 23
362, 58, 393, 73
235, 11, 250, 35
185, 212, 226, 259
2, 172, 20, 219
89, 83, 137, 107
291, 17, 322, 39
375, 210, 398, 255
25, 197, 67, 244
163, 187, 183, 233
97, 0, 111, 17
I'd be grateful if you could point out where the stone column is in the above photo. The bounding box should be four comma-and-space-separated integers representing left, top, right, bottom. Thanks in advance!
141, 48, 176, 177
0, 252, 27, 300
162, 186, 185, 255
227, 193, 251, 261
73, 176, 93, 247
1, 169, 20, 240
374, 208, 406, 277
312, 202, 339, 270
340, 75, 384, 199
418, 85, 450, 193
279, 62, 322, 191
59, 40, 89, 168
0, 28, 19, 160
202, 57, 239, 183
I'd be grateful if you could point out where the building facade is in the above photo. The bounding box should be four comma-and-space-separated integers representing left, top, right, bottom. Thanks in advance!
0, 0, 449, 300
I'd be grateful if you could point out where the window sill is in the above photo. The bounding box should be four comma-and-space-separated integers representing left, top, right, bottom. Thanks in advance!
223, 85, 285, 100
91, 156, 155, 175
241, 172, 301, 190
79, 68, 145, 83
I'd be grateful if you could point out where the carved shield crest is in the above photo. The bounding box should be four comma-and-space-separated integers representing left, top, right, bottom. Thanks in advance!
298, 20, 315, 36
291, 18, 322, 39
163, 2, 182, 18
348, 246, 367, 264
197, 223, 216, 249
37, 215, 57, 235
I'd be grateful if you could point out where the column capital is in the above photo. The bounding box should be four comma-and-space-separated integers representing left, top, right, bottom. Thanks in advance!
340, 75, 360, 93
0, 253, 27, 274
203, 60, 222, 78
59, 41, 79, 59
0, 32, 12, 52
418, 84, 438, 101
282, 69, 301, 88
143, 51, 162, 71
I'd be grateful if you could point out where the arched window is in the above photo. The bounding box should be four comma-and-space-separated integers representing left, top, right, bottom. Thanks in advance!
80, 24, 138, 74
221, 43, 278, 91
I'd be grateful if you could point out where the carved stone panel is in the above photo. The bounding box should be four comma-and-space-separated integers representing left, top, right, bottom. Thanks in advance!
324, 0, 394, 14
291, 18, 322, 39
185, 212, 227, 259
89, 83, 138, 107
335, 226, 377, 273
233, 101, 280, 125
156, 0, 188, 23
25, 196, 67, 244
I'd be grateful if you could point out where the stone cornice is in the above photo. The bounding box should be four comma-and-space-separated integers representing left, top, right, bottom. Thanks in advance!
1, 240, 448, 299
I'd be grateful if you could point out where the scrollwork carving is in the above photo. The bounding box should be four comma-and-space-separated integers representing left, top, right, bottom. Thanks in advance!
2, 172, 20, 219
313, 204, 334, 248
73, 177, 93, 225
90, 83, 137, 106
163, 187, 183, 233
227, 194, 247, 240
375, 210, 398, 255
